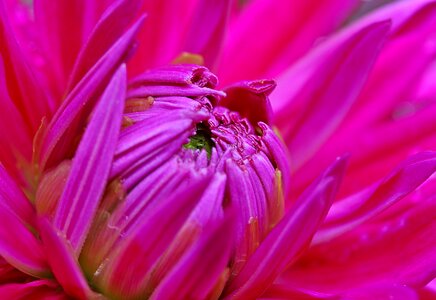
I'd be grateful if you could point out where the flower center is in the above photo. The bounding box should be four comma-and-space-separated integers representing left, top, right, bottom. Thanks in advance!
183, 123, 214, 157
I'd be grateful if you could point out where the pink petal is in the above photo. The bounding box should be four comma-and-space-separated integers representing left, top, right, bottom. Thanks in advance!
0, 258, 27, 284
40, 17, 143, 170
314, 152, 436, 244
292, 1, 436, 196
0, 204, 49, 278
98, 175, 213, 299
0, 165, 36, 228
0, 56, 32, 184
220, 80, 275, 126
0, 280, 69, 300
263, 284, 419, 300
219, 0, 359, 85
128, 0, 200, 75
0, 167, 48, 276
38, 218, 95, 300
0, 0, 53, 132
33, 0, 112, 87
272, 21, 390, 172
283, 193, 436, 294
53, 65, 126, 253
183, 0, 231, 70
68, 0, 142, 89
150, 213, 235, 300
224, 157, 347, 299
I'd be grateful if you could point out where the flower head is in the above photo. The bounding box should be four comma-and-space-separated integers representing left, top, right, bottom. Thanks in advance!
1, 0, 436, 299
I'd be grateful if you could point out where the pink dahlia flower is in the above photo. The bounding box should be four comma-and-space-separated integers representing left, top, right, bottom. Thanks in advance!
0, 0, 436, 299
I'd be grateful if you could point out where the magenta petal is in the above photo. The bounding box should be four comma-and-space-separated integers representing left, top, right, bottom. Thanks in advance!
40, 17, 143, 170
220, 80, 275, 125
150, 214, 235, 300
315, 151, 436, 244
38, 218, 94, 300
0, 280, 68, 300
0, 0, 53, 132
53, 65, 126, 253
283, 186, 436, 294
341, 285, 419, 300
224, 157, 347, 299
0, 56, 32, 179
0, 165, 37, 228
183, 0, 231, 70
68, 0, 142, 89
272, 21, 390, 172
0, 200, 48, 278
0, 166, 48, 277
220, 0, 358, 84
99, 175, 213, 299
128, 0, 199, 74
34, 0, 112, 87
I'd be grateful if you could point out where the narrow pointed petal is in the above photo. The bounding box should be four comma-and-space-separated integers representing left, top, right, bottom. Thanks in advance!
0, 165, 37, 228
263, 284, 418, 300
283, 193, 436, 294
291, 1, 436, 196
68, 0, 142, 89
99, 175, 212, 299
183, 0, 231, 70
0, 203, 49, 278
315, 152, 436, 243
0, 0, 52, 132
220, 0, 359, 84
0, 280, 68, 300
0, 258, 27, 284
272, 21, 390, 172
150, 214, 235, 300
0, 168, 48, 278
53, 66, 126, 253
34, 0, 112, 86
40, 17, 143, 170
0, 56, 33, 180
128, 0, 199, 74
224, 157, 347, 299
38, 218, 95, 300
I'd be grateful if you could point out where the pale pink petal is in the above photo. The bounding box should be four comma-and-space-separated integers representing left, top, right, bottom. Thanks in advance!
224, 157, 347, 299
53, 65, 126, 253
